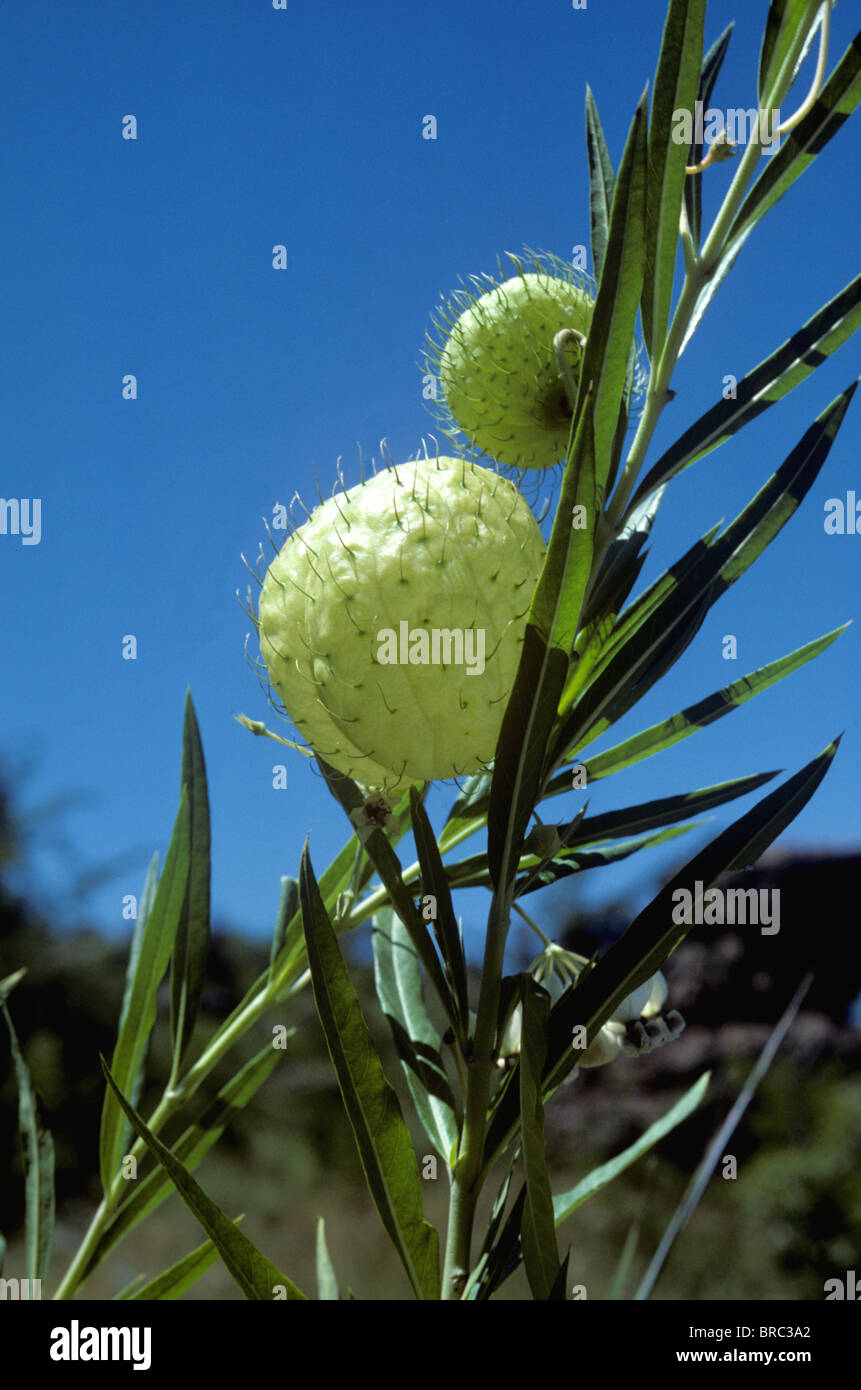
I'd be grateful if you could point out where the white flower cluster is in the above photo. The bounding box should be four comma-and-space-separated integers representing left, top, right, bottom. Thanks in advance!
493, 943, 685, 1070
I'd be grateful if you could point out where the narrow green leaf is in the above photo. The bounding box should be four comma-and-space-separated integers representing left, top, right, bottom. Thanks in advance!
552, 578, 713, 767
729, 29, 861, 250
316, 757, 457, 1029
578, 485, 665, 636
316, 1218, 340, 1301
170, 692, 212, 1067
636, 978, 811, 1299
544, 738, 839, 1091
438, 771, 493, 858
759, 1, 814, 106
481, 1186, 528, 1300
112, 1274, 146, 1300
642, 0, 707, 359
549, 1252, 571, 1300
487, 400, 595, 889
1, 1001, 55, 1284
300, 843, 441, 1300
519, 977, 560, 1301
100, 787, 190, 1198
372, 909, 459, 1166
264, 836, 361, 1004
545, 625, 848, 793
270, 877, 299, 971
557, 772, 778, 846
554, 1072, 711, 1223
447, 824, 696, 895
576, 85, 648, 487
127, 1226, 240, 1300
0, 968, 27, 1004
555, 384, 857, 764
122, 855, 159, 1026
684, 23, 734, 247
83, 1042, 282, 1282
585, 84, 616, 281
553, 523, 721, 759
485, 738, 839, 1165
408, 789, 469, 1026
488, 1073, 711, 1295
101, 1056, 307, 1300
488, 628, 569, 891
633, 272, 861, 508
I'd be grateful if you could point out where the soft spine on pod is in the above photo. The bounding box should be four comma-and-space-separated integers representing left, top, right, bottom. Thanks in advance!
255, 455, 546, 790
425, 251, 596, 471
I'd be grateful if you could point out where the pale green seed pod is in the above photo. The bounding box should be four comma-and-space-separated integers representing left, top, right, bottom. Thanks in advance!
256, 456, 545, 790
427, 252, 595, 471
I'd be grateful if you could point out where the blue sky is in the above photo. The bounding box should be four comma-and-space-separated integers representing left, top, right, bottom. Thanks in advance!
1, 0, 858, 960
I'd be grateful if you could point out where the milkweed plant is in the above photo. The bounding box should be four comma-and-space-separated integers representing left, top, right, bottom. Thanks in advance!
3, 0, 859, 1302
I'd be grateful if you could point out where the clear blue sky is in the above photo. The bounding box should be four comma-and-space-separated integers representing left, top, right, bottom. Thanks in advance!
1, 0, 858, 957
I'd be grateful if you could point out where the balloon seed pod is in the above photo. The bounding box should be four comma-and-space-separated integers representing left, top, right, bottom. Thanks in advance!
252, 450, 546, 791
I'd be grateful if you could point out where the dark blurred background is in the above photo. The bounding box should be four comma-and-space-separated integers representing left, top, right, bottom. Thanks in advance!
1, 770, 859, 1301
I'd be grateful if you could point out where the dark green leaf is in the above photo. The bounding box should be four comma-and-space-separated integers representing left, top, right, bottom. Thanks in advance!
545, 625, 847, 793
632, 272, 861, 509
116, 854, 157, 1164
448, 825, 695, 895
585, 84, 616, 282
463, 1152, 519, 1299
100, 788, 190, 1197
558, 771, 778, 845
488, 397, 596, 889
576, 86, 648, 487
642, 0, 707, 359
518, 977, 560, 1300
409, 789, 469, 1027
730, 29, 861, 251
101, 1057, 307, 1300
85, 1042, 282, 1280
544, 737, 839, 1091
485, 738, 839, 1164
554, 384, 857, 764
171, 691, 212, 1067
317, 758, 457, 1028
1, 1001, 55, 1284
300, 844, 440, 1300
684, 23, 734, 247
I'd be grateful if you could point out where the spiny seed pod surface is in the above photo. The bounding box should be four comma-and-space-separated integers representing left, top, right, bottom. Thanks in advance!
430, 261, 595, 471
257, 456, 545, 789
